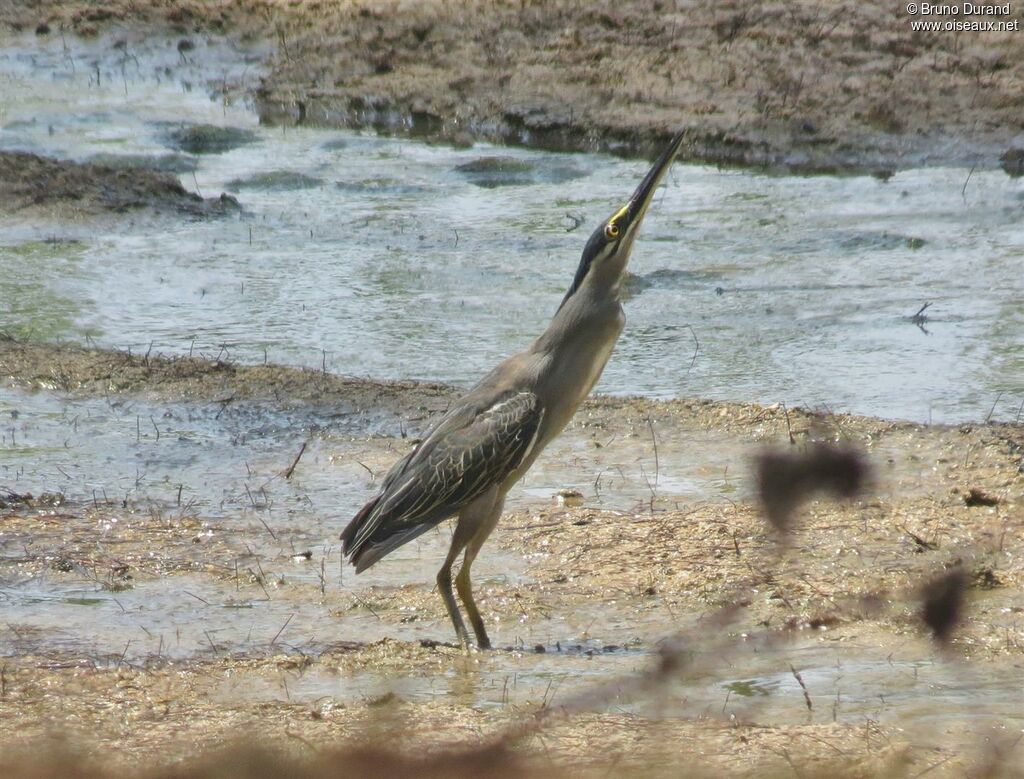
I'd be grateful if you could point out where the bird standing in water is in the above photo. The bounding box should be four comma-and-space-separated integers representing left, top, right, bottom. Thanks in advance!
342, 132, 685, 649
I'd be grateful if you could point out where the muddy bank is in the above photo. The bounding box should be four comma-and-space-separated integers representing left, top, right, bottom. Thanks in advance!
2, 336, 1021, 465
0, 337, 454, 412
1, 489, 1020, 775
3, 340, 1021, 635
1, 456, 1021, 777
0, 151, 240, 219
0, 337, 894, 432
2, 340, 1022, 776
3, 1, 1024, 172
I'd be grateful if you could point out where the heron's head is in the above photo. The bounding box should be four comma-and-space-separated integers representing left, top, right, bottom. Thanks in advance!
559, 131, 685, 309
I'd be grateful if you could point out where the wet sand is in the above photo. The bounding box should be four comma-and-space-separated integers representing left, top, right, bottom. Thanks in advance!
1, 341, 1022, 776
2, 1, 1023, 172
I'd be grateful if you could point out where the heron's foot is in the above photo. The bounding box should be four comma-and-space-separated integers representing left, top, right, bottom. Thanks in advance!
464, 607, 491, 650
453, 630, 491, 654
454, 625, 473, 652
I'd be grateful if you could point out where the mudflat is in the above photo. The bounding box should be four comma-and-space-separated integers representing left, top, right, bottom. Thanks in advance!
1, 340, 1021, 777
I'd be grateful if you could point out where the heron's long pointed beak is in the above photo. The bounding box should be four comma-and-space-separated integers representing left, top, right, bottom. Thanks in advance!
622, 130, 685, 230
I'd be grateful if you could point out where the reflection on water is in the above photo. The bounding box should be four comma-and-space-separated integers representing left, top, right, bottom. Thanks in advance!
1, 34, 1022, 423
0, 239, 86, 340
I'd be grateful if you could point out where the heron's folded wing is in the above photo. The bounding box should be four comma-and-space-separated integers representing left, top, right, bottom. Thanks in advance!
345, 391, 543, 569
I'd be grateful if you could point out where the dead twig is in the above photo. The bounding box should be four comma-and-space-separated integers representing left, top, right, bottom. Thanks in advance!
284, 441, 308, 480
985, 391, 1004, 424
790, 664, 812, 712
645, 416, 660, 489
271, 613, 295, 645
779, 402, 796, 445
910, 301, 931, 326
682, 324, 700, 381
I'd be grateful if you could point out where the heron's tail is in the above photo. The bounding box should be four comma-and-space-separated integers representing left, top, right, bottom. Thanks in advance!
340, 495, 379, 558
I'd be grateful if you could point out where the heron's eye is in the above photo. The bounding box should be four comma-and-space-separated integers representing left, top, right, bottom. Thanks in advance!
604, 222, 619, 240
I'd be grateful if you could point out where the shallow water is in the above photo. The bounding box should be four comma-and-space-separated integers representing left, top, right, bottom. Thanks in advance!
2, 34, 1023, 424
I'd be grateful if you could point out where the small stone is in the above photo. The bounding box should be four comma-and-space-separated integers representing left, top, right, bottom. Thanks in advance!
1000, 147, 1024, 177
554, 488, 584, 507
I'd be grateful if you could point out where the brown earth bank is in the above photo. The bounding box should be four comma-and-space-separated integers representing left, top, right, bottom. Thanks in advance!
1, 340, 1023, 776
0, 335, 455, 411
0, 151, 241, 220
2, 1, 1024, 173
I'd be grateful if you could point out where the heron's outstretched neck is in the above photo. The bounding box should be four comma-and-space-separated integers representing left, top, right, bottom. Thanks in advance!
532, 281, 624, 361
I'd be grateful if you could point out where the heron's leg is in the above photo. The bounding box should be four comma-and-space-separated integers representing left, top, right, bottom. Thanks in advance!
437, 537, 471, 648
439, 488, 501, 648
456, 493, 504, 650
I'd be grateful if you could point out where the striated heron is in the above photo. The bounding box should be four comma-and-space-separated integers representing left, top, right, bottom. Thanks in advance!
342, 131, 685, 649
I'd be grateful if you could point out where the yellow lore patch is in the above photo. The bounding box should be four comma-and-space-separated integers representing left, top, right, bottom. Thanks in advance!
604, 204, 629, 240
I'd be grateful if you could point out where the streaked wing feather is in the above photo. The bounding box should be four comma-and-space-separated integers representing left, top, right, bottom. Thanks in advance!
344, 391, 543, 567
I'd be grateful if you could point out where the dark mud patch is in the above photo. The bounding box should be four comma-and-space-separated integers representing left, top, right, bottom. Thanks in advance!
85, 151, 200, 174
454, 156, 584, 188
226, 170, 325, 191
1001, 146, 1024, 177
0, 487, 64, 509
159, 122, 258, 155
455, 156, 536, 188
0, 151, 239, 218
773, 230, 928, 257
